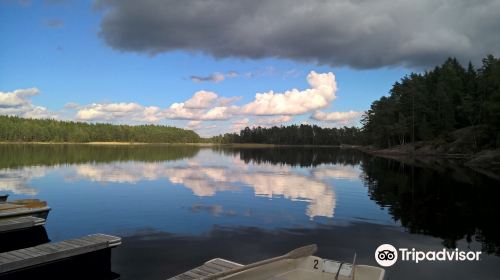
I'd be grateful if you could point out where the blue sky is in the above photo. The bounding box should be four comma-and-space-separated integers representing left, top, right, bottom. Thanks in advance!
5, 0, 490, 136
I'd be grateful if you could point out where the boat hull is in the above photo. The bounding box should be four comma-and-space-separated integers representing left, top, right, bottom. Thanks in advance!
170, 256, 385, 280
0, 206, 51, 220
0, 199, 51, 220
219, 256, 384, 280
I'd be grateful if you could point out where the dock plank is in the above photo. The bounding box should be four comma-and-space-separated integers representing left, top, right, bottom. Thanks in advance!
0, 233, 121, 274
15, 249, 40, 258
57, 241, 80, 250
175, 274, 195, 280
210, 258, 240, 269
0, 217, 46, 233
203, 263, 225, 272
196, 265, 220, 274
190, 268, 210, 276
8, 251, 31, 260
20, 248, 44, 258
65, 238, 94, 247
166, 258, 243, 280
183, 271, 203, 279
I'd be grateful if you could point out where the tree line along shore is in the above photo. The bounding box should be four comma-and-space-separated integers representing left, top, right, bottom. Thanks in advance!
0, 116, 200, 143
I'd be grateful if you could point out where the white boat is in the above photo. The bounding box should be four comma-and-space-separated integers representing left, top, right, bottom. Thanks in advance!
169, 245, 385, 280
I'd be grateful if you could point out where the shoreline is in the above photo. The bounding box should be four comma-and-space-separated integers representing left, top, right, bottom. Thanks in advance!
356, 146, 473, 159
356, 145, 500, 181
0, 142, 358, 148
0, 141, 207, 146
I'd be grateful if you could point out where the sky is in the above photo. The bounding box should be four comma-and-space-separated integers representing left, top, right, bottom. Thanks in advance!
1, 0, 499, 136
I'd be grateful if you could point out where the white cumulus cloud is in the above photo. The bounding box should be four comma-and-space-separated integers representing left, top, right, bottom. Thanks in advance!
240, 71, 337, 115
184, 90, 218, 109
75, 102, 161, 122
0, 88, 38, 106
162, 103, 236, 120
0, 88, 57, 119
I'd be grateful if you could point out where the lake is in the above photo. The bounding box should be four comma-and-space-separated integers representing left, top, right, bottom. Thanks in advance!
1, 144, 499, 279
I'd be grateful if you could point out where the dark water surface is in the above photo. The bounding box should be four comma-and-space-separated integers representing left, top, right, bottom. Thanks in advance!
1, 144, 499, 279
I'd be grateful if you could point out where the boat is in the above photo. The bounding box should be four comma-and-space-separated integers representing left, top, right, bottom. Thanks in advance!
0, 199, 51, 220
168, 244, 385, 280
0, 194, 8, 203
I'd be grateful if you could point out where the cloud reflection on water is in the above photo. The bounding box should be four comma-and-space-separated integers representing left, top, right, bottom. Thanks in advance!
69, 160, 344, 219
0, 167, 45, 195
1, 153, 361, 220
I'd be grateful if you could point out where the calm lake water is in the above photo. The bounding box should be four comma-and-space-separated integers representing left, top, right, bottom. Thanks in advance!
1, 144, 499, 279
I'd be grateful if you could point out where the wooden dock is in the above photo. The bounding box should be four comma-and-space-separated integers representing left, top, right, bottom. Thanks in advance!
0, 233, 121, 274
167, 258, 243, 280
0, 217, 46, 233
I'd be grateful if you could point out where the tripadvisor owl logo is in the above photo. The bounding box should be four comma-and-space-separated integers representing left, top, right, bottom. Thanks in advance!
375, 244, 398, 267
374, 243, 482, 267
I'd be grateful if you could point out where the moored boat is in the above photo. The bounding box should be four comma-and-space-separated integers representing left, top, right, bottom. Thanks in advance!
169, 244, 385, 280
216, 257, 383, 280
0, 194, 8, 203
0, 199, 51, 220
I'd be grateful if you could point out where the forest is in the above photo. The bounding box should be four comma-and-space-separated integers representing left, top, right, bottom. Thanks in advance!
362, 55, 500, 148
209, 125, 362, 145
0, 116, 200, 143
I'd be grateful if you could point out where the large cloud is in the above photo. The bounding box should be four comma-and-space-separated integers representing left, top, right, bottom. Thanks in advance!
241, 71, 336, 115
95, 0, 500, 69
0, 88, 56, 119
0, 88, 39, 107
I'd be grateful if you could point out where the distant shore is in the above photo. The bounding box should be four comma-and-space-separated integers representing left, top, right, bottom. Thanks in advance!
0, 141, 357, 148
0, 141, 206, 146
